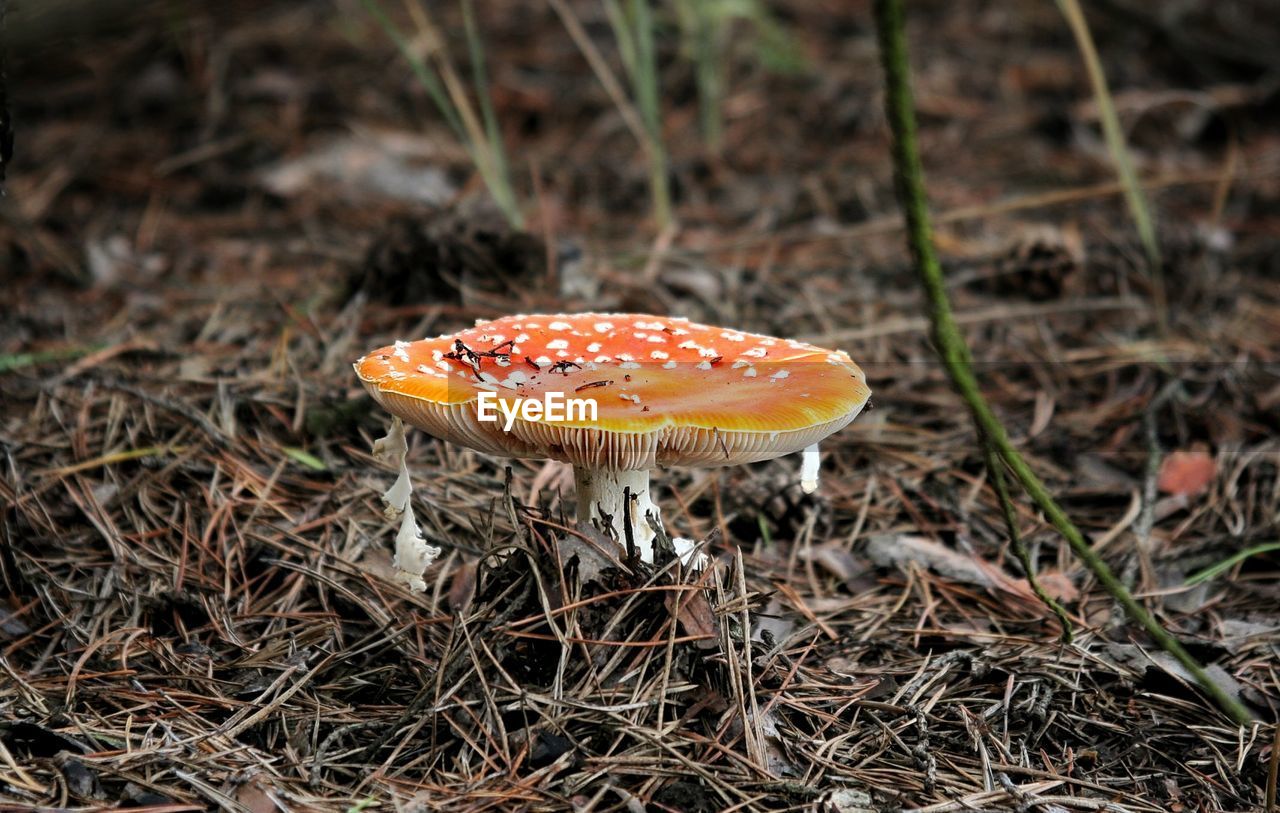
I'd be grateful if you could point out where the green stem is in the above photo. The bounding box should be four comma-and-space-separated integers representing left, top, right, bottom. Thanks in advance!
980, 431, 1073, 641
1055, 0, 1164, 330
460, 0, 521, 227
871, 0, 1252, 727
629, 0, 671, 229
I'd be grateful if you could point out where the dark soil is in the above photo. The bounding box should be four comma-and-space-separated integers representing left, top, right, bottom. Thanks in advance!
2, 1, 1278, 811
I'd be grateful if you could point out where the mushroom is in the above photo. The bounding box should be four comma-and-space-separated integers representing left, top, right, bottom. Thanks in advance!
355, 313, 870, 589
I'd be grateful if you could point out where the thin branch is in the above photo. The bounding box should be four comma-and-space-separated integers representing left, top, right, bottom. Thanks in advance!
980, 431, 1072, 641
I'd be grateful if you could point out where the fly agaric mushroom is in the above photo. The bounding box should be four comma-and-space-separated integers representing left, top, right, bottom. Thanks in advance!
355, 313, 870, 589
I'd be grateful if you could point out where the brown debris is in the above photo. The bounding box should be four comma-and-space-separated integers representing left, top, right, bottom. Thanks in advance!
1, 1, 1278, 810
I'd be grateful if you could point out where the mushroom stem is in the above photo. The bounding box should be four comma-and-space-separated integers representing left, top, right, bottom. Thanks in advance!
800, 443, 820, 494
574, 467, 659, 561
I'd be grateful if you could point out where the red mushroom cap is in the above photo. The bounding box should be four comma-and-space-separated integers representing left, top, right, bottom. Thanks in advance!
355, 313, 870, 469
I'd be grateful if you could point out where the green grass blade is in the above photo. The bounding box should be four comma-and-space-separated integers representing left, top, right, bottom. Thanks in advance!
459, 0, 521, 227
680, 0, 723, 150
361, 0, 466, 143
628, 0, 670, 228
283, 447, 328, 472
0, 345, 99, 374
603, 0, 638, 86
1186, 542, 1280, 586
1055, 0, 1162, 273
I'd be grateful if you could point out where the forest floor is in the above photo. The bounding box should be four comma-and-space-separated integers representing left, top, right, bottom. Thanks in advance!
2, 1, 1279, 810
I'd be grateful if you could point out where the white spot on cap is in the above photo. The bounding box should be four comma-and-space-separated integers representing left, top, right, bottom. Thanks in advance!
663, 360, 678, 369
594, 355, 613, 363
650, 350, 669, 360
549, 321, 572, 331
720, 332, 745, 342
547, 339, 569, 350
393, 341, 411, 362
515, 333, 530, 344
770, 370, 790, 380
587, 342, 602, 353
535, 355, 552, 364
646, 335, 667, 343
743, 347, 768, 358
436, 361, 452, 372
731, 360, 750, 369
594, 321, 614, 333
743, 367, 757, 377
432, 349, 444, 362
619, 361, 641, 370
696, 360, 712, 370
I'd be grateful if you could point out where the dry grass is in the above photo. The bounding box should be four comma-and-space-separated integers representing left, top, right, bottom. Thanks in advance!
2, 1, 1279, 810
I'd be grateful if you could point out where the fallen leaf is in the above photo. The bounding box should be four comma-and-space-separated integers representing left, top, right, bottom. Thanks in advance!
559, 527, 625, 584
1032, 569, 1080, 603
0, 606, 30, 637
664, 588, 719, 649
1108, 644, 1246, 708
865, 534, 995, 588
235, 777, 278, 813
751, 597, 795, 647
447, 560, 477, 614
260, 131, 456, 205
1158, 448, 1216, 496
797, 540, 872, 590
818, 788, 876, 813
865, 535, 1078, 605
758, 709, 797, 778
